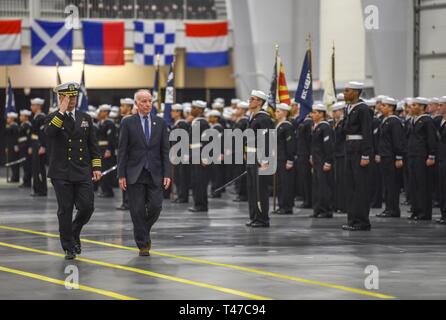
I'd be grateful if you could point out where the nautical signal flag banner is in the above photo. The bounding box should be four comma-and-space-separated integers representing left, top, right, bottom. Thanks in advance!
185, 21, 229, 68
31, 19, 73, 66
83, 21, 124, 65
0, 19, 21, 65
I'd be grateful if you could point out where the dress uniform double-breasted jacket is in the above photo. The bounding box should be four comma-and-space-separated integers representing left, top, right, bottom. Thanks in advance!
44, 111, 102, 181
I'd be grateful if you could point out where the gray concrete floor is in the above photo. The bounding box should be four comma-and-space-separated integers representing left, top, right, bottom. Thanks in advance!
1, 174, 446, 300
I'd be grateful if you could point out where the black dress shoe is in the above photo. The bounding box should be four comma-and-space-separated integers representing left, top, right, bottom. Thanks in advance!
30, 193, 46, 197
173, 199, 188, 203
413, 215, 431, 221
116, 204, 129, 210
342, 224, 371, 231
245, 220, 255, 227
315, 212, 333, 218
436, 218, 446, 225
271, 209, 280, 215
233, 196, 248, 202
250, 221, 270, 228
74, 243, 81, 255
188, 207, 208, 212
299, 203, 312, 209
276, 210, 293, 215
98, 193, 114, 198
377, 212, 400, 218
139, 248, 150, 256
65, 250, 76, 260
209, 193, 221, 199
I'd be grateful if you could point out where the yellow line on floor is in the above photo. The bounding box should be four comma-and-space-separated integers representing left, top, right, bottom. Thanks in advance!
0, 225, 396, 299
0, 241, 271, 300
0, 265, 138, 300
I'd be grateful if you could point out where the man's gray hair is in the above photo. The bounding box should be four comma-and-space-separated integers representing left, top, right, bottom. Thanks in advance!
134, 89, 152, 102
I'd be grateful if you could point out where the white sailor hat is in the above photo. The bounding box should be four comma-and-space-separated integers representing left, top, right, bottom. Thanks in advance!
207, 110, 221, 118
439, 96, 446, 104
375, 95, 388, 103
30, 98, 45, 105
276, 103, 291, 111
98, 104, 111, 112
214, 97, 225, 105
183, 105, 192, 114
312, 103, 327, 112
87, 111, 97, 119
172, 103, 183, 111
212, 101, 224, 109
231, 98, 241, 105
111, 106, 120, 112
109, 111, 118, 119
7, 112, 18, 118
88, 105, 97, 112
396, 101, 405, 112
120, 98, 134, 105
336, 93, 345, 101
182, 102, 192, 109
250, 90, 267, 101
365, 99, 377, 107
53, 82, 80, 96
237, 101, 249, 109
429, 97, 440, 104
20, 109, 32, 116
413, 97, 429, 105
405, 97, 414, 104
192, 100, 207, 109
382, 97, 398, 106
223, 107, 234, 119
344, 81, 364, 90
332, 102, 345, 112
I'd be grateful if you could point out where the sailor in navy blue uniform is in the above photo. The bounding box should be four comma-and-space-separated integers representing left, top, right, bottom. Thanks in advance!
437, 96, 446, 225
331, 102, 347, 213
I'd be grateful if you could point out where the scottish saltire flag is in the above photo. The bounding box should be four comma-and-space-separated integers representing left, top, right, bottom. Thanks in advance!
77, 67, 88, 112
185, 21, 229, 68
151, 61, 160, 116
31, 19, 73, 66
133, 21, 176, 66
53, 63, 62, 109
163, 61, 175, 125
83, 21, 124, 65
294, 49, 313, 124
0, 19, 21, 65
5, 77, 15, 115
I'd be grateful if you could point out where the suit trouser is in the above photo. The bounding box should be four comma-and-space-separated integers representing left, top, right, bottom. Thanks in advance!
6, 149, 20, 181
191, 164, 210, 209
297, 155, 312, 206
345, 153, 371, 227
120, 190, 128, 207
233, 164, 247, 197
174, 163, 189, 201
369, 159, 383, 208
381, 157, 401, 216
439, 160, 446, 219
51, 179, 94, 251
277, 160, 295, 212
246, 164, 269, 223
408, 157, 433, 219
100, 156, 115, 196
32, 151, 47, 195
127, 169, 163, 249
312, 161, 333, 215
334, 157, 346, 212
210, 163, 225, 195
22, 155, 32, 186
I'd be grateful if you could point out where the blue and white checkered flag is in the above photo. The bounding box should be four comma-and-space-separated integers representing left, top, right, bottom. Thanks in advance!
133, 21, 176, 66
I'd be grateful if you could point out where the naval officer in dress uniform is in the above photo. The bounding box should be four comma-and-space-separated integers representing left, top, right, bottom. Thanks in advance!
44, 82, 102, 260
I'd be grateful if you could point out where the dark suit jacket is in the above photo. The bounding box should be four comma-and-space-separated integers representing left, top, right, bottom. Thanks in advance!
117, 114, 171, 185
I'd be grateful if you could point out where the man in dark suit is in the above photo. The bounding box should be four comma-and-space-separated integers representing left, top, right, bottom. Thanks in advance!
117, 89, 171, 257
45, 82, 102, 260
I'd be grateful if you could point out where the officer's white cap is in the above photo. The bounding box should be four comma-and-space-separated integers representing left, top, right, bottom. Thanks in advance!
439, 96, 446, 103
98, 104, 111, 112
88, 105, 96, 112
365, 99, 377, 107
276, 103, 291, 111
429, 97, 440, 104
7, 112, 18, 118
53, 81, 80, 96
30, 98, 45, 105
332, 102, 346, 112
382, 97, 398, 106
231, 98, 240, 105
192, 100, 207, 109
120, 98, 134, 105
237, 101, 249, 109
207, 110, 221, 118
109, 111, 118, 119
250, 90, 267, 101
413, 97, 429, 105
312, 103, 327, 112
172, 103, 183, 111
344, 81, 364, 90
20, 109, 32, 116
212, 101, 224, 109
396, 101, 405, 111
336, 93, 345, 101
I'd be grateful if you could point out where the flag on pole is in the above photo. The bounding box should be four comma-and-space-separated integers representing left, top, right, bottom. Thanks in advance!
323, 44, 336, 113
5, 76, 15, 115
151, 55, 161, 116
77, 66, 88, 112
163, 60, 175, 125
294, 49, 313, 124
52, 63, 62, 109
267, 52, 278, 110
0, 19, 21, 65
267, 47, 291, 110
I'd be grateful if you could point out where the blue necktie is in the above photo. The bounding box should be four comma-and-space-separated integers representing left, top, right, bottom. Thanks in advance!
143, 116, 151, 144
